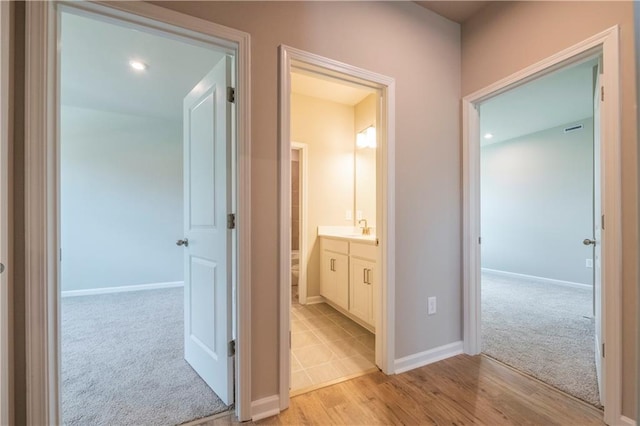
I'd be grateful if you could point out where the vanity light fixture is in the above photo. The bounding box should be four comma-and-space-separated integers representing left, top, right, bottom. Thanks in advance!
484, 132, 494, 140
129, 60, 148, 72
356, 126, 376, 149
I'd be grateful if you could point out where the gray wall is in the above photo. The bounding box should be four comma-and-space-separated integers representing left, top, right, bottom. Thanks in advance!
481, 119, 594, 285
462, 2, 637, 415
155, 1, 461, 400
60, 106, 183, 292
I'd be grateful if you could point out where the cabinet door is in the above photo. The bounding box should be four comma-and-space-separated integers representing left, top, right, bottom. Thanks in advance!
333, 253, 349, 311
320, 250, 349, 310
349, 258, 375, 327
320, 250, 335, 301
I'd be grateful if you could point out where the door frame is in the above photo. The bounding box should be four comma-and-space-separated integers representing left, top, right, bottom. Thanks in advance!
0, 1, 12, 424
462, 26, 622, 425
278, 45, 396, 410
24, 1, 252, 423
291, 142, 309, 305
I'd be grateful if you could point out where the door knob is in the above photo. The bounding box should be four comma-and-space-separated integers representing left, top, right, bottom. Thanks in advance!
176, 238, 189, 247
583, 238, 596, 246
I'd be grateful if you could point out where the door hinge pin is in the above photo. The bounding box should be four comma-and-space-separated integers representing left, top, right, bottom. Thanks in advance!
228, 339, 236, 357
227, 87, 235, 103
227, 213, 236, 230
478, 237, 482, 244
601, 86, 604, 102
602, 343, 605, 358
601, 214, 605, 231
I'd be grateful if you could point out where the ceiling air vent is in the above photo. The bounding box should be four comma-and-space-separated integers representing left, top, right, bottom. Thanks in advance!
564, 124, 584, 133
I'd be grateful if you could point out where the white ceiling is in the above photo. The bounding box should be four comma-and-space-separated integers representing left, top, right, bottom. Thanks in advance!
60, 11, 225, 120
291, 72, 374, 106
480, 59, 597, 146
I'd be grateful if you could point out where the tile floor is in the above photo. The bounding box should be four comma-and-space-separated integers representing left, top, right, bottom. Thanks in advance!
290, 286, 376, 393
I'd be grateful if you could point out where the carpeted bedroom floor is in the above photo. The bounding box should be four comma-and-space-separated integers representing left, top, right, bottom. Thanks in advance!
481, 272, 601, 407
61, 287, 228, 426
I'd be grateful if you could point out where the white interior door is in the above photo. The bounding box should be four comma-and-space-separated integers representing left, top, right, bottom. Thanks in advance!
592, 64, 603, 400
182, 56, 233, 405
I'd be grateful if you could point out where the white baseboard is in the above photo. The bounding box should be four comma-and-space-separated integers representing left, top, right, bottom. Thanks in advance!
61, 281, 184, 297
305, 295, 325, 305
620, 416, 637, 426
251, 395, 280, 421
481, 268, 591, 289
394, 341, 463, 374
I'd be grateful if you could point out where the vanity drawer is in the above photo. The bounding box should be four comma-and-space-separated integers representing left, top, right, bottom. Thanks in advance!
322, 238, 349, 254
350, 242, 377, 260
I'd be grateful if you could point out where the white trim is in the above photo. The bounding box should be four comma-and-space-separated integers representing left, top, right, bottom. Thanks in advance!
25, 2, 58, 423
481, 268, 591, 290
60, 281, 184, 298
278, 45, 396, 412
619, 416, 637, 426
462, 26, 621, 426
394, 341, 464, 374
305, 296, 325, 305
291, 141, 308, 305
25, 1, 252, 423
250, 395, 280, 421
0, 2, 11, 425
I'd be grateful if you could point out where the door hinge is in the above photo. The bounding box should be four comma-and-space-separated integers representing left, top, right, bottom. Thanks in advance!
601, 86, 604, 102
228, 339, 236, 357
59, 248, 62, 262
289, 331, 292, 349
602, 343, 605, 358
227, 87, 235, 103
601, 214, 605, 231
227, 213, 236, 230
478, 237, 482, 244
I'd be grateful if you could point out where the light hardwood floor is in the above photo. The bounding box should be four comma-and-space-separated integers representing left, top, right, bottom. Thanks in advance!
195, 354, 604, 425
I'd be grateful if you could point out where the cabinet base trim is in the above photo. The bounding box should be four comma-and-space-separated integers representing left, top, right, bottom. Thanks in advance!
394, 341, 463, 374
322, 298, 375, 333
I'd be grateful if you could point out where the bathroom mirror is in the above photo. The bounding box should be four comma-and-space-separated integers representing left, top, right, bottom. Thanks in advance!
354, 93, 377, 230
355, 133, 376, 229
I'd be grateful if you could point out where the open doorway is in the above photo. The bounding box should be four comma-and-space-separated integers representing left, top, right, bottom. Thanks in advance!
278, 46, 396, 406
288, 71, 378, 394
59, 9, 235, 424
291, 142, 307, 305
478, 58, 602, 406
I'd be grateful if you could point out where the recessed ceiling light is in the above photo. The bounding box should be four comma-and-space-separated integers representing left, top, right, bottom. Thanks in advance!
484, 133, 494, 139
129, 60, 148, 72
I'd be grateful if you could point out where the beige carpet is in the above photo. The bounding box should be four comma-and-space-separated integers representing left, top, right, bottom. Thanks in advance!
481, 272, 601, 407
62, 287, 228, 425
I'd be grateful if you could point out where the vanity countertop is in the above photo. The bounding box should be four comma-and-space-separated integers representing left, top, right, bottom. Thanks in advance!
317, 226, 377, 245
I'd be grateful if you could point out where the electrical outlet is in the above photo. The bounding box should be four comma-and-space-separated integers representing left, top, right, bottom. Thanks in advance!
427, 297, 437, 315
345, 210, 352, 220
586, 259, 593, 268
356, 210, 363, 220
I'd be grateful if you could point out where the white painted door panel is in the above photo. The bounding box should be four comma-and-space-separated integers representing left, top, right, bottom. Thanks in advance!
593, 66, 603, 400
183, 56, 233, 405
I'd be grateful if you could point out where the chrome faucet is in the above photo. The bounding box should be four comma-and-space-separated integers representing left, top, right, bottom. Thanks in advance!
358, 219, 371, 235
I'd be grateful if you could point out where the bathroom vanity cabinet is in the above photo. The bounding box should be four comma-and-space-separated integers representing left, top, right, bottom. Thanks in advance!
319, 236, 377, 330
320, 238, 349, 311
